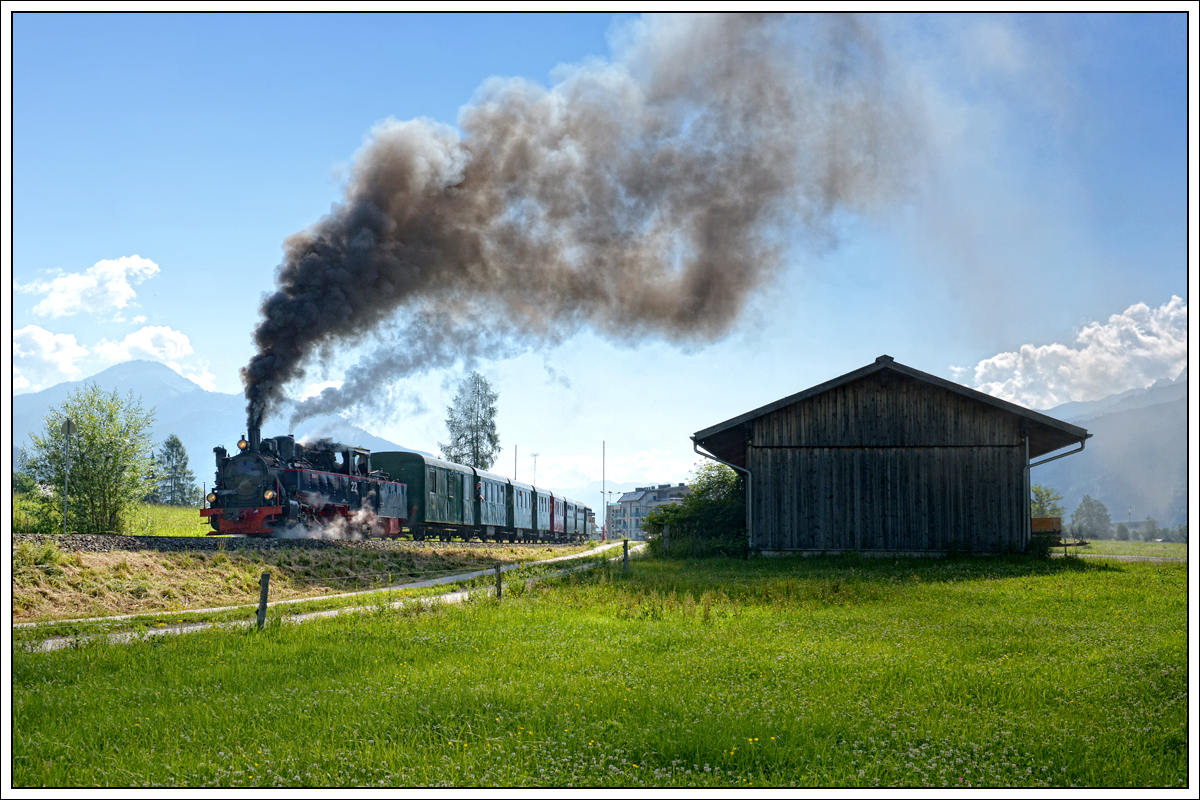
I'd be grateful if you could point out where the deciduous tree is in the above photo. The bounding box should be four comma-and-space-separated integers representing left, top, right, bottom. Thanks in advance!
1140, 515, 1160, 542
19, 384, 156, 534
1030, 484, 1066, 518
438, 371, 501, 470
1070, 494, 1111, 541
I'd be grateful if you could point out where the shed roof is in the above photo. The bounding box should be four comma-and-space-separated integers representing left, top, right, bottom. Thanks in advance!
693, 355, 1091, 466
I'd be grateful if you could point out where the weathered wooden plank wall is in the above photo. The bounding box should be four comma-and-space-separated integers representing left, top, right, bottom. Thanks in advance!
749, 370, 1027, 552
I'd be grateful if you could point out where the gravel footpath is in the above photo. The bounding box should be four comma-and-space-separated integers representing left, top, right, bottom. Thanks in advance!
12, 532, 568, 554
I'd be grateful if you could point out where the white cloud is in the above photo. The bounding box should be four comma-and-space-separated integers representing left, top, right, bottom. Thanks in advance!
93, 325, 194, 367
184, 366, 217, 392
970, 297, 1188, 409
13, 325, 90, 392
19, 255, 160, 317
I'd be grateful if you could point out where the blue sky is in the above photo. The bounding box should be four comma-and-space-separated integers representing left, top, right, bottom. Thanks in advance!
8, 12, 1193, 500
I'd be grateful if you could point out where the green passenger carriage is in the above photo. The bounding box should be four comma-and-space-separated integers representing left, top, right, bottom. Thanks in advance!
371, 451, 591, 543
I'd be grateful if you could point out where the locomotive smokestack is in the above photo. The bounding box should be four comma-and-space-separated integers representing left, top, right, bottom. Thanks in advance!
242, 13, 924, 425
248, 423, 261, 453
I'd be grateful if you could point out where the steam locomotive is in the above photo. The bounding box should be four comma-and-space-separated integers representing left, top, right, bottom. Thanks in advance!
201, 426, 593, 542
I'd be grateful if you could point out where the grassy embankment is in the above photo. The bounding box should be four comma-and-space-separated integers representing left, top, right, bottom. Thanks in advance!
12, 537, 596, 627
12, 553, 1187, 788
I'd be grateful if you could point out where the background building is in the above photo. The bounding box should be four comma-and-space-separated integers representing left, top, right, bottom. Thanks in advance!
610, 483, 689, 540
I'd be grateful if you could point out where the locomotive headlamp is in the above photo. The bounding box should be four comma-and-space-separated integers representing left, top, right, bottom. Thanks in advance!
237, 438, 248, 451
263, 489, 277, 501
207, 492, 217, 504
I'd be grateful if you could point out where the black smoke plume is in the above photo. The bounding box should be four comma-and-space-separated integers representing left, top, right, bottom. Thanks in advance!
242, 13, 923, 429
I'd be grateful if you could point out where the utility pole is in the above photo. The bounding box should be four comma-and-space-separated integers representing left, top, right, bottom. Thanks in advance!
532, 453, 539, 485
514, 444, 518, 481
61, 418, 75, 536
602, 440, 605, 540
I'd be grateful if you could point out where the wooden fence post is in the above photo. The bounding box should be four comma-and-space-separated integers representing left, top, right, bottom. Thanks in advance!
257, 573, 270, 630
623, 540, 629, 573
495, 564, 502, 601
664, 523, 670, 555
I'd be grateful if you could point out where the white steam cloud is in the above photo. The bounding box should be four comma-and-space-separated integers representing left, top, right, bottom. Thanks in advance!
967, 296, 1188, 409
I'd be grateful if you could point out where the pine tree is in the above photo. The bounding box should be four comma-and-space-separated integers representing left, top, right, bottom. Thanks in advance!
438, 371, 501, 469
153, 434, 201, 506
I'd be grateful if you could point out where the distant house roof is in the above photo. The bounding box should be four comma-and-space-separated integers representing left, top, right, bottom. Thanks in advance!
693, 355, 1091, 466
619, 490, 646, 503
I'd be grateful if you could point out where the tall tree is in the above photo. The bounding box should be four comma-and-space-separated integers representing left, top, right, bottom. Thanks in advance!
152, 434, 201, 506
1141, 515, 1160, 542
1030, 484, 1066, 518
1070, 494, 1112, 541
438, 371, 501, 469
19, 384, 156, 534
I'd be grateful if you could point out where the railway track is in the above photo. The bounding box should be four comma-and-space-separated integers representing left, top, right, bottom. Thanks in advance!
12, 533, 586, 555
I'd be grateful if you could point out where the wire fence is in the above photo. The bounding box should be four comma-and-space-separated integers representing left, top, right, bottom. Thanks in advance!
280, 565, 505, 589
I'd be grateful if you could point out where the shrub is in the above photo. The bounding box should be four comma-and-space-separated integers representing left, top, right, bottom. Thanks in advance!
642, 461, 747, 558
1027, 533, 1055, 559
13, 492, 63, 534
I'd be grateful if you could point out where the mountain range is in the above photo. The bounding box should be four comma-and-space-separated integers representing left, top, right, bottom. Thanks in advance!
1036, 369, 1188, 527
11, 359, 1189, 525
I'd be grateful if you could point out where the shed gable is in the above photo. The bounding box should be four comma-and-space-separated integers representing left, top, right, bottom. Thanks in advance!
751, 369, 1025, 449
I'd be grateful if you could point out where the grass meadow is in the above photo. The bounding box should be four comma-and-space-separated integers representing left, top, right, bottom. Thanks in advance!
13, 497, 214, 537
1069, 539, 1187, 558
126, 503, 214, 536
11, 552, 1187, 788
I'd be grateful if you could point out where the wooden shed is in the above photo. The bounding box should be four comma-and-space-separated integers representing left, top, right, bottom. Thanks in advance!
692, 355, 1091, 554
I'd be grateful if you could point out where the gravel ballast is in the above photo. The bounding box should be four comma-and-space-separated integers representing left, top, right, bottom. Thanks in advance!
12, 533, 566, 555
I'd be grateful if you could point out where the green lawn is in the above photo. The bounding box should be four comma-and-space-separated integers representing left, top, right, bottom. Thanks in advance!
12, 554, 1187, 788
